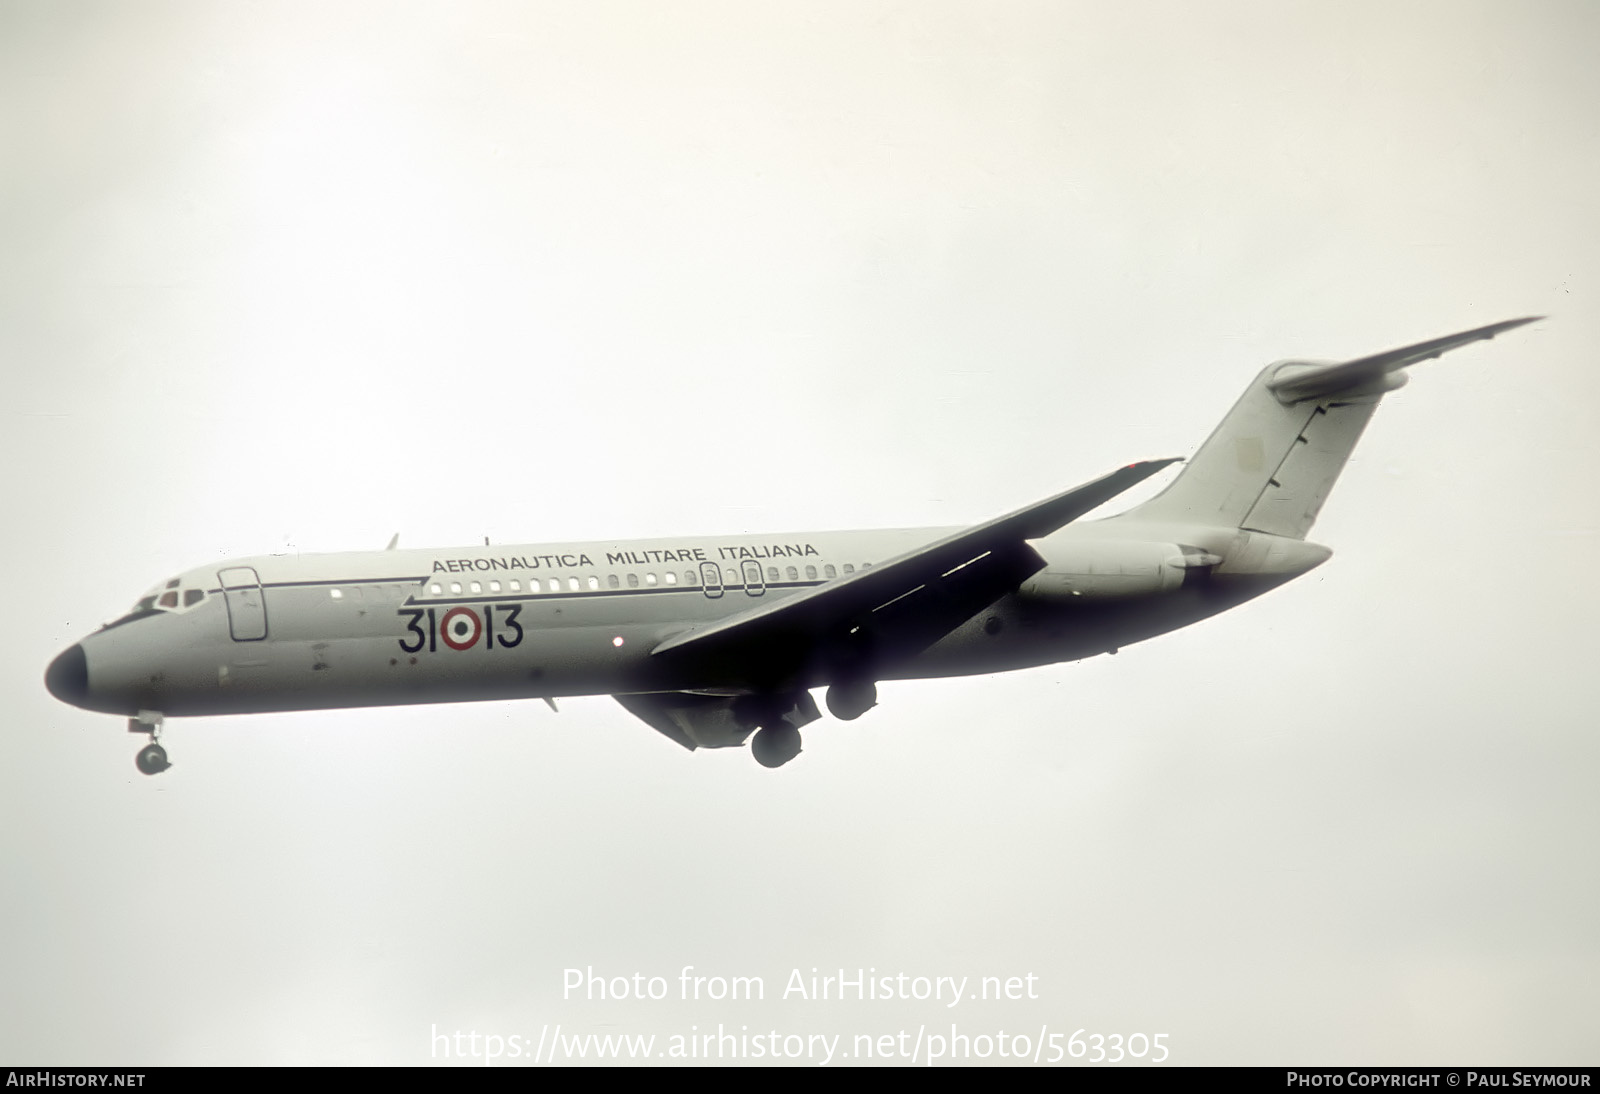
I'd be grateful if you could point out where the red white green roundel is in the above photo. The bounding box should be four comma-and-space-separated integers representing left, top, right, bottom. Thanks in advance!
440, 607, 482, 651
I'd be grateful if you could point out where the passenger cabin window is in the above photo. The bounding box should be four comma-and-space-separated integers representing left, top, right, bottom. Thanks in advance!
663, 571, 676, 585
684, 570, 698, 587
805, 565, 818, 580
787, 566, 798, 581
489, 580, 501, 593
627, 573, 639, 588
587, 576, 599, 591
450, 582, 462, 595
429, 583, 442, 596
843, 564, 855, 574
824, 564, 837, 578
645, 573, 657, 586
607, 574, 620, 589
768, 567, 780, 583
509, 579, 520, 592
470, 581, 482, 594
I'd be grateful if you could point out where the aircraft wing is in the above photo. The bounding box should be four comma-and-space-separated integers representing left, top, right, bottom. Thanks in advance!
650, 459, 1180, 685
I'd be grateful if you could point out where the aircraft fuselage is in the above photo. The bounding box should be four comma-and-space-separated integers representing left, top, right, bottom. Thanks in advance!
48, 519, 1319, 721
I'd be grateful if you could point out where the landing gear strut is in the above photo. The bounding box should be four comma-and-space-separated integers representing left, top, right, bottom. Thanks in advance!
129, 710, 171, 776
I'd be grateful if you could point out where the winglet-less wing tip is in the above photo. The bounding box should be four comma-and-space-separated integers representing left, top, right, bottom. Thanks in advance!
1499, 315, 1545, 330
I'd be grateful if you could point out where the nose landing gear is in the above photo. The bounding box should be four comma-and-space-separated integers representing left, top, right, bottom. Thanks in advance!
135, 742, 171, 775
128, 710, 171, 776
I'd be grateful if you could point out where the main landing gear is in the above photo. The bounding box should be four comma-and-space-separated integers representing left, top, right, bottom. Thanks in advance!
129, 710, 171, 775
733, 692, 819, 769
744, 681, 880, 768
751, 723, 803, 769
825, 679, 877, 721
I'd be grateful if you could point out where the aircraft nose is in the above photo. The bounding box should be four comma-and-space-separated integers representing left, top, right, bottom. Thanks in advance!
45, 644, 88, 707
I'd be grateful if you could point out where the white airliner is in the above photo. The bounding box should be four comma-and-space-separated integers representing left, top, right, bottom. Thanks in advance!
47, 319, 1538, 773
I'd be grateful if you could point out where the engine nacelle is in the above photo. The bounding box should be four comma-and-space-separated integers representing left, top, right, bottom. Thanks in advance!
1019, 540, 1198, 603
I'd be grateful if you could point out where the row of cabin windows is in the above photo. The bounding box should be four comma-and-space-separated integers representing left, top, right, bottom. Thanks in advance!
326, 562, 871, 600
421, 562, 866, 598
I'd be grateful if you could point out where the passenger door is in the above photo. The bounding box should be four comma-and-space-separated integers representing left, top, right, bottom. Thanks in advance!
218, 567, 268, 641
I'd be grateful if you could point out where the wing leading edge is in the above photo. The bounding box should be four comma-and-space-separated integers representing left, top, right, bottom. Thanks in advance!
648, 458, 1181, 685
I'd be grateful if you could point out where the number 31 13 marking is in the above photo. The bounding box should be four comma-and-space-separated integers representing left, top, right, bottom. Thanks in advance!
397, 605, 523, 653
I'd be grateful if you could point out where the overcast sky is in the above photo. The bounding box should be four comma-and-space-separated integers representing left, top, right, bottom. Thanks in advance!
3, 0, 1596, 1066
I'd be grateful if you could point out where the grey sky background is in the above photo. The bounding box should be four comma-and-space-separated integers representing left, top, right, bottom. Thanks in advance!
3, 1, 1596, 1065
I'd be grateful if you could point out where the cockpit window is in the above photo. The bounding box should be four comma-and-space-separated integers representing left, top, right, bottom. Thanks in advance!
105, 576, 197, 632
130, 577, 199, 616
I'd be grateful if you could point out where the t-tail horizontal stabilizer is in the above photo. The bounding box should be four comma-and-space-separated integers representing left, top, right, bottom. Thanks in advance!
1267, 316, 1542, 403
